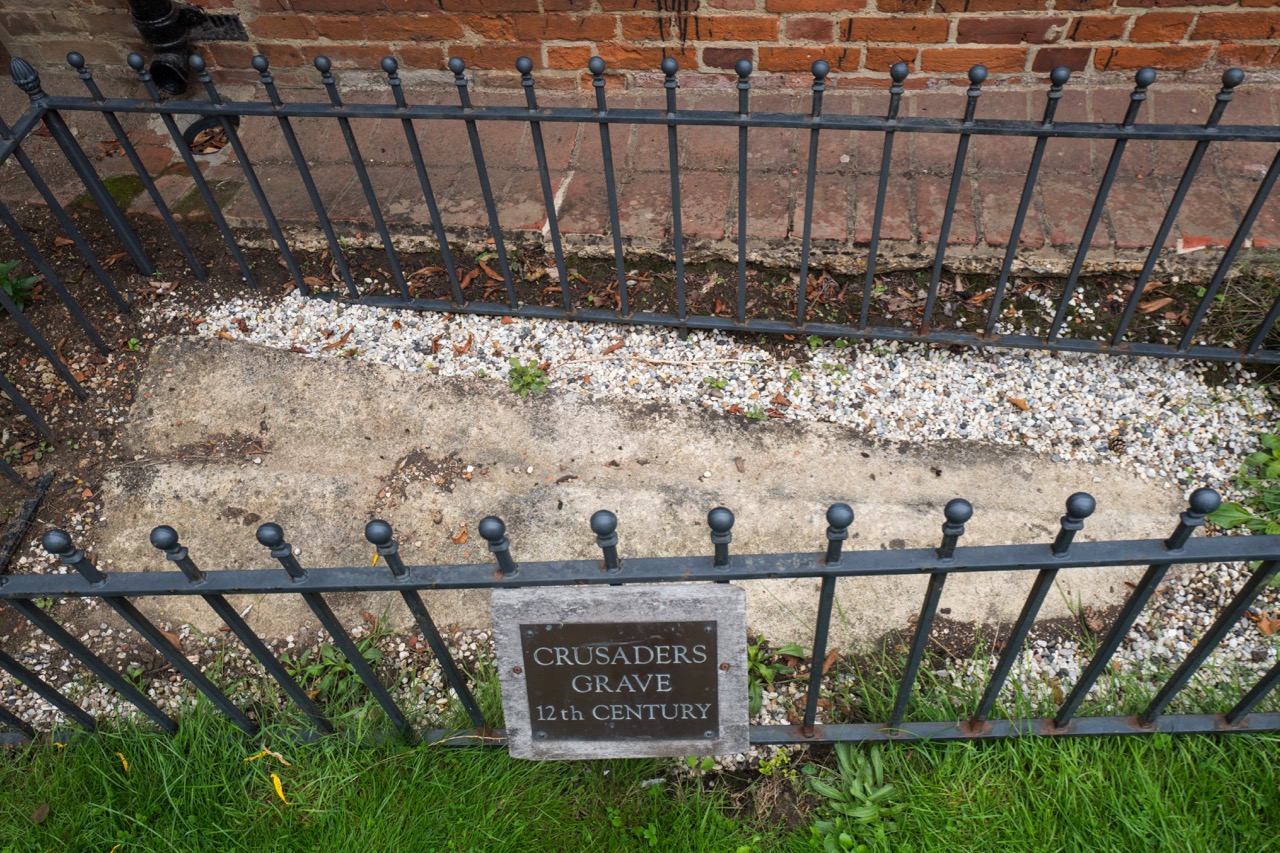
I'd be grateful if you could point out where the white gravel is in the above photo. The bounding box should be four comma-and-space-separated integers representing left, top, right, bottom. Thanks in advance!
3, 286, 1277, 752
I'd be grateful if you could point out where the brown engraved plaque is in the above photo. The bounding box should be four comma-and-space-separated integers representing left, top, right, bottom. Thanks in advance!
493, 585, 748, 760
520, 621, 718, 742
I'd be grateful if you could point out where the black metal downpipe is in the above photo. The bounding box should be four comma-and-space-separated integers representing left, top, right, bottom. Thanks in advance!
123, 0, 246, 95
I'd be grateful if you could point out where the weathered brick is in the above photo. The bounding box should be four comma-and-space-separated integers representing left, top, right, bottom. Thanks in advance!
437, 0, 539, 10
596, 45, 688, 70
765, 0, 866, 9
1068, 15, 1128, 42
784, 16, 837, 41
843, 18, 949, 43
315, 43, 393, 66
1240, 0, 1280, 7
367, 15, 465, 40
1094, 45, 1212, 70
514, 13, 618, 41
1032, 46, 1091, 71
620, 16, 690, 42
1128, 11, 1194, 42
706, 0, 759, 8
758, 46, 862, 72
315, 15, 365, 40
542, 0, 594, 9
451, 44, 543, 69
1215, 43, 1280, 65
865, 46, 919, 70
875, 0, 931, 11
935, 0, 1048, 10
397, 44, 446, 69
456, 15, 516, 40
252, 13, 319, 40
1054, 0, 1112, 10
0, 11, 86, 37
598, 0, 699, 7
702, 46, 754, 69
956, 17, 1068, 45
1117, 0, 1232, 6
290, 0, 383, 12
1193, 11, 1280, 40
696, 15, 780, 41
920, 47, 1028, 72
547, 45, 595, 69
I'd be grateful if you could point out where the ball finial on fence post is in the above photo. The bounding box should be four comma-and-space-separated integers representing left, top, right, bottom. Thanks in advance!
707, 507, 734, 568
1052, 492, 1096, 556
1165, 488, 1220, 552
825, 502, 854, 565
937, 498, 973, 560
256, 522, 307, 580
43, 529, 106, 585
479, 515, 517, 576
150, 525, 205, 583
590, 510, 620, 572
364, 519, 407, 579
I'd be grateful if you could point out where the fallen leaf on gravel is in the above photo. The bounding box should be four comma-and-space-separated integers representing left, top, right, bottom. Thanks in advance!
318, 328, 352, 353
215, 331, 236, 341
452, 525, 469, 545
603, 338, 625, 355
453, 333, 473, 356
501, 316, 514, 325
823, 647, 839, 674
478, 259, 503, 282
1138, 297, 1173, 313
160, 630, 183, 651
1082, 605, 1104, 633
303, 276, 326, 290
460, 268, 480, 290
1005, 395, 1029, 412
53, 236, 73, 248
770, 392, 789, 406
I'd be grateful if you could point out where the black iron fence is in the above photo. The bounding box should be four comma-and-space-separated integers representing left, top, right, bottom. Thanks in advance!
0, 488, 1278, 745
2, 53, 1280, 453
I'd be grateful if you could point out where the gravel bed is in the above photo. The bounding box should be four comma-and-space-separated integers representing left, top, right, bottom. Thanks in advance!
2, 286, 1277, 762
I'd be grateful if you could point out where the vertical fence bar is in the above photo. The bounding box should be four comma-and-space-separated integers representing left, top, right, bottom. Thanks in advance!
4, 599, 178, 732
366, 521, 488, 729
449, 58, 517, 309
1111, 69, 1243, 347
129, 54, 257, 289
735, 60, 752, 324
861, 64, 908, 331
0, 456, 22, 488
256, 523, 409, 734
663, 58, 688, 327
0, 265, 87, 396
1226, 659, 1280, 725
921, 67, 985, 332
43, 530, 258, 735
1139, 558, 1279, 725
802, 503, 852, 734
1183, 144, 1280, 354
971, 493, 1095, 725
1054, 488, 1218, 728
149, 526, 333, 734
0, 646, 97, 731
9, 58, 155, 276
0, 114, 130, 320
986, 67, 1069, 337
590, 58, 630, 316
252, 55, 357, 298
795, 61, 829, 329
189, 55, 305, 293
315, 56, 409, 300
889, 499, 970, 730
518, 57, 572, 313
0, 371, 52, 441
67, 52, 205, 283
382, 57, 463, 304
1048, 68, 1155, 342
0, 703, 35, 739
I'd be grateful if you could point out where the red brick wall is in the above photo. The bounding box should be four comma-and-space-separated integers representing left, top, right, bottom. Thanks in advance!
2, 1, 1278, 87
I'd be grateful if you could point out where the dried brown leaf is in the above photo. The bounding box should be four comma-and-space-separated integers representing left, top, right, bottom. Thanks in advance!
319, 327, 353, 353
1138, 297, 1173, 314
603, 338, 625, 355
453, 333, 473, 356
1005, 395, 1030, 412
452, 525, 469, 545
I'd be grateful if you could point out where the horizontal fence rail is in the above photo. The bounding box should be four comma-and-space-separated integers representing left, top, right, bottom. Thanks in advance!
0, 488, 1278, 747
2, 54, 1280, 453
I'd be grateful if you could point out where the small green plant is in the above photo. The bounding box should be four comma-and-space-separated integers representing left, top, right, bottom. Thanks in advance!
1210, 427, 1280, 578
33, 596, 56, 612
758, 748, 798, 781
807, 335, 824, 351
746, 637, 803, 715
703, 376, 727, 390
125, 337, 143, 352
281, 637, 382, 709
0, 260, 38, 310
788, 368, 803, 382
744, 405, 767, 422
124, 663, 148, 690
32, 441, 54, 461
832, 339, 849, 350
507, 358, 548, 397
808, 744, 902, 852
685, 755, 715, 774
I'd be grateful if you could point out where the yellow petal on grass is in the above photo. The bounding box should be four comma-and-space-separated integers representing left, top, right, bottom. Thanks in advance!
271, 773, 289, 805
109, 846, 121, 853
115, 752, 129, 773
244, 748, 291, 767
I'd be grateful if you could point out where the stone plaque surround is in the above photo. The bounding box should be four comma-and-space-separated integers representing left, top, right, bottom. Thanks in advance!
493, 585, 748, 760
